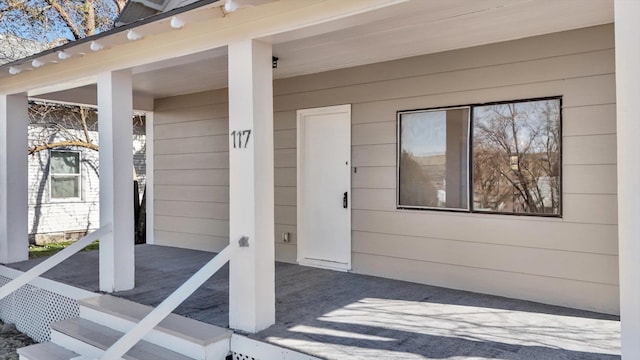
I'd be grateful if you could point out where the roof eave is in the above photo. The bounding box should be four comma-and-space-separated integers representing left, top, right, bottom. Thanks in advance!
0, 0, 222, 71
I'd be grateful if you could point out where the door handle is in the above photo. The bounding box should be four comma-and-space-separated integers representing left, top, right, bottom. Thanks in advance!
343, 192, 348, 209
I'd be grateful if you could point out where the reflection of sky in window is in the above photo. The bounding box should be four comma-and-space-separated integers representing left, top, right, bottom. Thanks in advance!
401, 111, 446, 156
51, 152, 80, 174
473, 100, 559, 153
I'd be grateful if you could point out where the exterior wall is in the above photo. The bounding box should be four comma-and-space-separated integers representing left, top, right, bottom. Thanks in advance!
27, 126, 100, 242
28, 124, 146, 242
153, 90, 231, 251
153, 24, 618, 314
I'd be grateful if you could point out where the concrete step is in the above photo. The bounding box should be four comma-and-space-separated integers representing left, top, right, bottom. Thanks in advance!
17, 342, 79, 360
79, 295, 231, 360
51, 317, 197, 360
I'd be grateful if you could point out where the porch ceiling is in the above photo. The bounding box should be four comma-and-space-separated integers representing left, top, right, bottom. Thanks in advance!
36, 0, 613, 101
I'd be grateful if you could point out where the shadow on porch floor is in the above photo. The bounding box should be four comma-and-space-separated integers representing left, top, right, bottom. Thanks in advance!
9, 244, 620, 360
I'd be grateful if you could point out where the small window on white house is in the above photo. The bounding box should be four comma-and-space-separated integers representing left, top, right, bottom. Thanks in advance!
50, 150, 81, 200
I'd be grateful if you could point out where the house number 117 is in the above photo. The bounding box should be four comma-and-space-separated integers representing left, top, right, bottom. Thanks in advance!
230, 130, 252, 149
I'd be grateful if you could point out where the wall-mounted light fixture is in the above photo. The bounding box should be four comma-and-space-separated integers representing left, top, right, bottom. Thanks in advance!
90, 41, 104, 51
170, 16, 185, 29
127, 30, 143, 41
58, 51, 72, 60
31, 59, 45, 68
224, 0, 239, 12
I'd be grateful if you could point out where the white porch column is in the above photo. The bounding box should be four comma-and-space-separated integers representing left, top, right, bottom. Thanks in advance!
615, 1, 640, 359
228, 39, 275, 333
98, 70, 135, 292
0, 93, 28, 263
145, 112, 155, 245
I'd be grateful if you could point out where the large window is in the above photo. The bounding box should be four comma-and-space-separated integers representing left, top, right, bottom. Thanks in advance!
50, 150, 81, 200
397, 97, 561, 216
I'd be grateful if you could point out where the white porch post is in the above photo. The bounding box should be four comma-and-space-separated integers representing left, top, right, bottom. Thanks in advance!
615, 1, 640, 359
0, 93, 28, 263
228, 39, 275, 332
98, 70, 135, 292
145, 112, 154, 245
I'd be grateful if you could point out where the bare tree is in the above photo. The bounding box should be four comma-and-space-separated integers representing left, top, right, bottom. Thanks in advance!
0, 0, 126, 54
28, 102, 145, 158
472, 100, 560, 214
399, 150, 440, 207
28, 102, 148, 244
28, 102, 99, 155
28, 103, 101, 241
1, 1, 151, 245
0, 33, 48, 65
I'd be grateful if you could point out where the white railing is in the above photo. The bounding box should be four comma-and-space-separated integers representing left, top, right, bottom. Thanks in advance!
0, 223, 112, 301
99, 242, 238, 360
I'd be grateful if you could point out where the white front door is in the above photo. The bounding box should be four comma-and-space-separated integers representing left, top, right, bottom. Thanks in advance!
297, 104, 351, 271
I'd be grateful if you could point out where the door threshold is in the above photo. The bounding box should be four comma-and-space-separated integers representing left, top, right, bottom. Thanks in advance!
298, 258, 351, 272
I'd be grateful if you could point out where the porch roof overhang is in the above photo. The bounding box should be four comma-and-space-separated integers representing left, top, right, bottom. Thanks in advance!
0, 0, 613, 107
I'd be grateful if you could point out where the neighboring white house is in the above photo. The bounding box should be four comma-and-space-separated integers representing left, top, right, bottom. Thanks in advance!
1, 36, 148, 244
3, 0, 640, 358
27, 110, 146, 244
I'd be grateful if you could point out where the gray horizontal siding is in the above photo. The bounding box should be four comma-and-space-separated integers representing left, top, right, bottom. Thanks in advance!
153, 24, 619, 314
152, 88, 297, 254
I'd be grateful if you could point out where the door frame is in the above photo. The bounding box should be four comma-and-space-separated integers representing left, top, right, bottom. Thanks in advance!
296, 104, 352, 271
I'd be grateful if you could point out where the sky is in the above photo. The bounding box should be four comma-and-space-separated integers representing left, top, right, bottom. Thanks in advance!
0, 0, 120, 46
400, 110, 448, 157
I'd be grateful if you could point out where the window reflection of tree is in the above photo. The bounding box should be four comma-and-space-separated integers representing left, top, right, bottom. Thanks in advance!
473, 99, 560, 214
399, 150, 439, 207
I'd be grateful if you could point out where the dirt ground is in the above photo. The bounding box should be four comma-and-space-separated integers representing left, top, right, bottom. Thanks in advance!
0, 322, 35, 360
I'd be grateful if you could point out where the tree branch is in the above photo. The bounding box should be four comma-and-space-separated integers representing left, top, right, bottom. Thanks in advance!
113, 0, 127, 13
46, 0, 82, 40
84, 0, 96, 36
29, 141, 98, 155
79, 107, 93, 143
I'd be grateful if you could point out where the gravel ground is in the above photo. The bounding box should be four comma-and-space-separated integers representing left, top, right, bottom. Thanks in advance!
0, 321, 35, 360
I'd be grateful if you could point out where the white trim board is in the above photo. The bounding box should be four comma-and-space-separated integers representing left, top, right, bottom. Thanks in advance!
0, 265, 95, 300
145, 111, 155, 245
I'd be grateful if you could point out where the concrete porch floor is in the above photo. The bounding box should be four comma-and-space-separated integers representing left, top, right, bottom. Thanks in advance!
9, 244, 620, 360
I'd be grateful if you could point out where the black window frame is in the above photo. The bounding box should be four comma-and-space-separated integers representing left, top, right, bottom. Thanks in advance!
396, 105, 471, 212
396, 96, 563, 218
